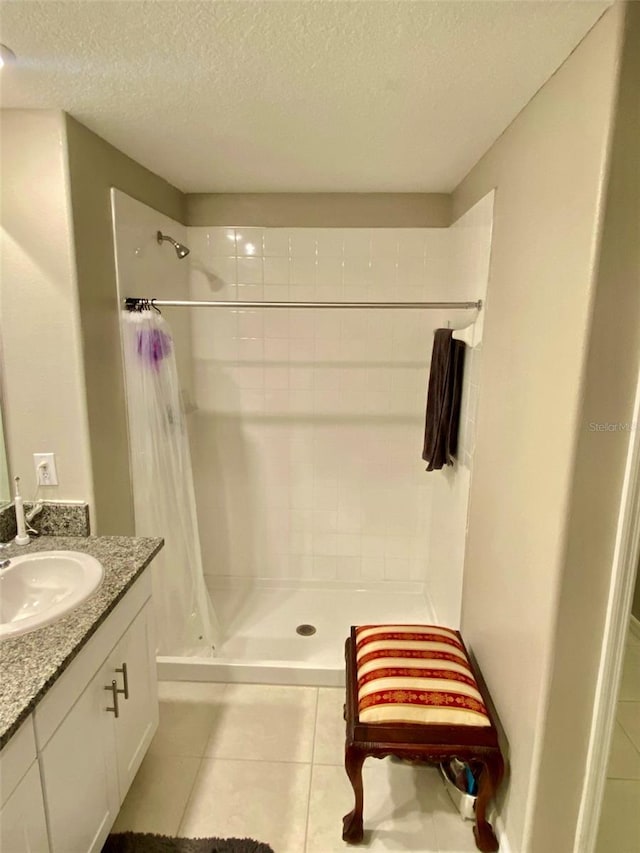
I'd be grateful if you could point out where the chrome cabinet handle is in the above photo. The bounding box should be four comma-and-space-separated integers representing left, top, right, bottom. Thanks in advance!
115, 662, 129, 700
105, 680, 119, 718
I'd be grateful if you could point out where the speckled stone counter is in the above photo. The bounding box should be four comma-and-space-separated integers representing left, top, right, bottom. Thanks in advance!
0, 535, 163, 750
0, 501, 90, 542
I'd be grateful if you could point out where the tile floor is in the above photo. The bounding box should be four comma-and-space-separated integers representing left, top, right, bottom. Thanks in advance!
595, 627, 640, 853
113, 681, 482, 852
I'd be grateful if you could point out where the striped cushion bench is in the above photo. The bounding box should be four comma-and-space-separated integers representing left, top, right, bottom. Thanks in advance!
343, 625, 505, 853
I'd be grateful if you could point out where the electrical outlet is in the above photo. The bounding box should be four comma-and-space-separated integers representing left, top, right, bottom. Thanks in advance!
33, 453, 58, 486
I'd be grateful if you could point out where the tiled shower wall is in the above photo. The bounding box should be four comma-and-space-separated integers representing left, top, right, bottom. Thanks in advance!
427, 194, 494, 626
187, 226, 478, 584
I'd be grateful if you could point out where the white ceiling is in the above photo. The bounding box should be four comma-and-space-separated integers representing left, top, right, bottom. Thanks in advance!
0, 1, 609, 193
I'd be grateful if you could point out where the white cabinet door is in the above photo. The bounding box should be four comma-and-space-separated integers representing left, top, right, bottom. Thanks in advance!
107, 602, 159, 798
0, 762, 50, 853
35, 597, 158, 853
40, 663, 119, 853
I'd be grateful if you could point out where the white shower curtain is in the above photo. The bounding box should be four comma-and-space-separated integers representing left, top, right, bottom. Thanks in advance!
121, 307, 219, 656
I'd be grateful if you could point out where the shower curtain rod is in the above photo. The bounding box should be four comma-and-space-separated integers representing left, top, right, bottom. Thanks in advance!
124, 297, 482, 311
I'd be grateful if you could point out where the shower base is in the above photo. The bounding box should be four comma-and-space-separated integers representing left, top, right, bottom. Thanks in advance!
156, 577, 435, 687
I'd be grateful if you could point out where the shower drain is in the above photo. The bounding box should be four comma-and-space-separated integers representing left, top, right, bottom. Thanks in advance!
296, 624, 317, 636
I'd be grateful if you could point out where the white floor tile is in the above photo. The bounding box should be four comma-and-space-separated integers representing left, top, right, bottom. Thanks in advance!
113, 680, 492, 853
149, 681, 228, 757
204, 683, 318, 763
306, 760, 441, 853
422, 766, 479, 853
305, 764, 352, 853
179, 758, 311, 853
313, 688, 346, 766
595, 779, 640, 853
618, 702, 640, 752
112, 753, 201, 836
608, 723, 640, 780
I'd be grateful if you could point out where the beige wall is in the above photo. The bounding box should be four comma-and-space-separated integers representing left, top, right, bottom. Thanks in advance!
187, 192, 451, 227
0, 408, 9, 505
531, 6, 640, 849
0, 111, 93, 512
111, 190, 194, 410
65, 116, 186, 535
452, 6, 625, 851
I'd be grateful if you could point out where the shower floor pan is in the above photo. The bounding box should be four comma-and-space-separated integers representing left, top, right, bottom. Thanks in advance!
156, 577, 435, 687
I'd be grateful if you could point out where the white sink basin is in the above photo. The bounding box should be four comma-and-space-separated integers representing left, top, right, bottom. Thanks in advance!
0, 550, 104, 639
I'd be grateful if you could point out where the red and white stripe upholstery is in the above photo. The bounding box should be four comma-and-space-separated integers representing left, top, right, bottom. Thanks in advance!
356, 625, 491, 727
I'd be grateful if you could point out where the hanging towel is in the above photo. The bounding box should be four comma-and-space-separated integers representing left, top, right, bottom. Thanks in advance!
422, 328, 466, 471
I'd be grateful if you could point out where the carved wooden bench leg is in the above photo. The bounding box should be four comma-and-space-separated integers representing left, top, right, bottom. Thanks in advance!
342, 744, 366, 843
472, 758, 502, 853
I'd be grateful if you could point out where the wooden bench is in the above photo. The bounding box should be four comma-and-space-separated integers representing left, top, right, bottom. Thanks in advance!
342, 624, 505, 852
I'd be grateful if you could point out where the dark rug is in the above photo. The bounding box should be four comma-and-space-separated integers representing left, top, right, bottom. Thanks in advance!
102, 832, 275, 853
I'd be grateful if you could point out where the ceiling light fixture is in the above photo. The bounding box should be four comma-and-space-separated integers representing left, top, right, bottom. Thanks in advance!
0, 44, 16, 68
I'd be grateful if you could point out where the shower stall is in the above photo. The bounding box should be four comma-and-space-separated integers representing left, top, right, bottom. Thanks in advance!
111, 188, 494, 686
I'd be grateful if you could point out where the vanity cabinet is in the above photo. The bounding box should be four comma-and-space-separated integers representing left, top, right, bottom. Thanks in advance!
34, 572, 158, 853
108, 603, 158, 797
0, 720, 50, 853
1, 763, 50, 853
40, 660, 120, 853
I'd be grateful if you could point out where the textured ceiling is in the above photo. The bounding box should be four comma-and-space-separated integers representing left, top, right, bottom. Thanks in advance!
0, 1, 609, 193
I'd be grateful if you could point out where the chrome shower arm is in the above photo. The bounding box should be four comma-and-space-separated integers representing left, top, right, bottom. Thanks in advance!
157, 231, 190, 259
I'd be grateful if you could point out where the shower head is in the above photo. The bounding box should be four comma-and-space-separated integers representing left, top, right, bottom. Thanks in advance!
157, 231, 190, 259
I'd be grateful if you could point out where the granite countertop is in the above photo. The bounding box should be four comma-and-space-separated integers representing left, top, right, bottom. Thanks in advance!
0, 535, 163, 750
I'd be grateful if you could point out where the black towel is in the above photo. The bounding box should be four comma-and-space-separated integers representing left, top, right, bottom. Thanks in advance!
422, 328, 466, 471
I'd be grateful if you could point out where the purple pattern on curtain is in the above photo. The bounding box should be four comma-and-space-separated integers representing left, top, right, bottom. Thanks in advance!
137, 328, 172, 370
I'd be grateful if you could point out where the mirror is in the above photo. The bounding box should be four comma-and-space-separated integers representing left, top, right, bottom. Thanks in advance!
0, 404, 10, 507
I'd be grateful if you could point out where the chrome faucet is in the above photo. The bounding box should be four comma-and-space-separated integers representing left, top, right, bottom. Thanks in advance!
0, 559, 11, 571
